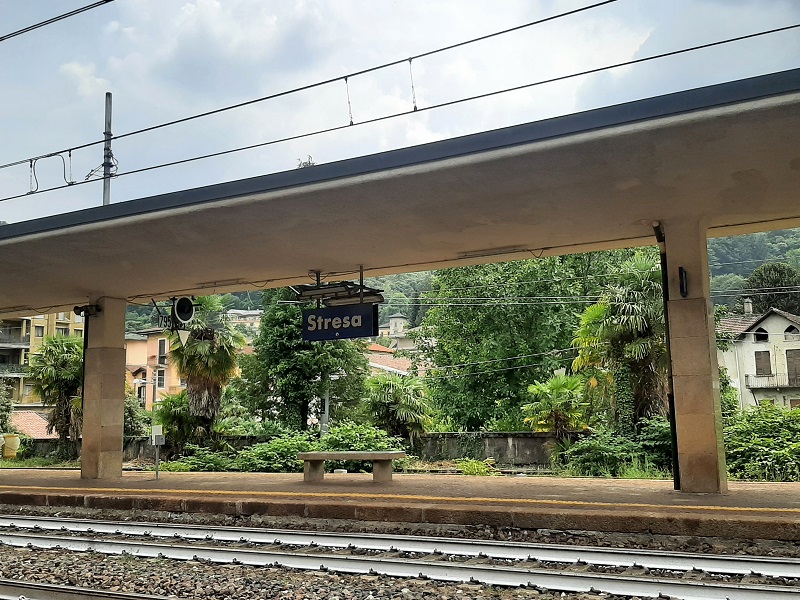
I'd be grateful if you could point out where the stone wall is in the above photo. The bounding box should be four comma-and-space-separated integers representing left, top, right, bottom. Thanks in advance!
412, 432, 562, 466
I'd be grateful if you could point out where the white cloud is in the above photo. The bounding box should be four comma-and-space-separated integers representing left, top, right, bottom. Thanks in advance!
58, 62, 111, 98
1, 0, 798, 224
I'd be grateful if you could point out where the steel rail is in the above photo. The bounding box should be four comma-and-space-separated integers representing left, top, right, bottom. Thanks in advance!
0, 577, 170, 600
1, 531, 798, 600
1, 514, 799, 578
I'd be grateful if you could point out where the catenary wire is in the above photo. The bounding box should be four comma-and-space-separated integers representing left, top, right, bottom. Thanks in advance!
0, 0, 115, 44
0, 21, 797, 206
0, 0, 619, 171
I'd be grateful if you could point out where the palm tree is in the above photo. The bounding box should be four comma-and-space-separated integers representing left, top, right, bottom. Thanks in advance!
168, 297, 245, 429
522, 374, 588, 441
365, 374, 431, 444
28, 335, 84, 454
572, 251, 667, 432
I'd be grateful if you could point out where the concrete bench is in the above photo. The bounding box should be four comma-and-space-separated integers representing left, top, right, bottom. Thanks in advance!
297, 451, 406, 482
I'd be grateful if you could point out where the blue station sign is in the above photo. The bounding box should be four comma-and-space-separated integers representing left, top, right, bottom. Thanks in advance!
302, 303, 379, 341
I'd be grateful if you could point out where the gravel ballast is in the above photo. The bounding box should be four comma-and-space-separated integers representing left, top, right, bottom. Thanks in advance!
0, 503, 798, 599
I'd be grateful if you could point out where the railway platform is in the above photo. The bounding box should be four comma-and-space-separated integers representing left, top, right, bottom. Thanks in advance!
0, 469, 798, 540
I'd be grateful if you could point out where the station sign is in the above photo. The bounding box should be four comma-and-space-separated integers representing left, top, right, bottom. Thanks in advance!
302, 303, 379, 341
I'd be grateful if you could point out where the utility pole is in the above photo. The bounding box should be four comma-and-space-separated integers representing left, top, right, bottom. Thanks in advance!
102, 91, 113, 206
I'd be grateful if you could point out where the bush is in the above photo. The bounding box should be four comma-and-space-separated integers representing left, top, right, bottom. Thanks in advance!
232, 432, 318, 473
124, 392, 150, 438
318, 421, 405, 473
637, 416, 673, 470
562, 428, 642, 477
159, 444, 234, 472
456, 458, 500, 476
725, 402, 800, 481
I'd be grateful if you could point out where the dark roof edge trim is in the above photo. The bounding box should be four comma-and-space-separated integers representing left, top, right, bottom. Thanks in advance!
3, 68, 800, 242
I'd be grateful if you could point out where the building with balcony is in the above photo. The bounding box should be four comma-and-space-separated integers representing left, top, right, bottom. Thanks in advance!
718, 304, 800, 409
0, 312, 85, 405
126, 329, 186, 410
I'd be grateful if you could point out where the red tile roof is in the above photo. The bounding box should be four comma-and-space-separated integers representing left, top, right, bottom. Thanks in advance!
367, 353, 412, 375
718, 314, 760, 336
366, 343, 394, 354
11, 411, 56, 439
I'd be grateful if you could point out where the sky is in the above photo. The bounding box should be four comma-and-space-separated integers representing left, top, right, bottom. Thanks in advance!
1, 0, 798, 224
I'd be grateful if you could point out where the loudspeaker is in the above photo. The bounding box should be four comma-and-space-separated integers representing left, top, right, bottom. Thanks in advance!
172, 297, 195, 324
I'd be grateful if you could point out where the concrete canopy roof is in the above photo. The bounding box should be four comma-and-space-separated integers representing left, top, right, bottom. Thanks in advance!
1, 69, 800, 317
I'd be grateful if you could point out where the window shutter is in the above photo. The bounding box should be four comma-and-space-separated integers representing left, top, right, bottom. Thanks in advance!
755, 351, 771, 376
787, 349, 800, 385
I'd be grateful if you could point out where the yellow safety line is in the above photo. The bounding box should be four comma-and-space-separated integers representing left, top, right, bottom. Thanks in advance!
0, 484, 799, 515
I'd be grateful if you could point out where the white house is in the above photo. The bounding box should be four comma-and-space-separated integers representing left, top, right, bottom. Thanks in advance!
717, 303, 800, 409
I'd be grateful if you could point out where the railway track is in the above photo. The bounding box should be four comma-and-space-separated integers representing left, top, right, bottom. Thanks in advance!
0, 514, 799, 599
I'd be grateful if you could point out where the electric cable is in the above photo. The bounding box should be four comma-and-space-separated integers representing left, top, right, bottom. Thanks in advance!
1, 20, 796, 206
0, 0, 115, 44
0, 0, 620, 172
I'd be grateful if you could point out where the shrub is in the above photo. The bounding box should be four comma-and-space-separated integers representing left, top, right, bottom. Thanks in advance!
124, 391, 150, 438
725, 402, 800, 481
318, 421, 405, 472
637, 416, 673, 470
456, 458, 500, 476
232, 432, 318, 473
318, 421, 403, 452
159, 444, 234, 472
562, 428, 642, 477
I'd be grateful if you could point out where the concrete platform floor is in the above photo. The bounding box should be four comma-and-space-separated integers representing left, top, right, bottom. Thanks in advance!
0, 470, 799, 540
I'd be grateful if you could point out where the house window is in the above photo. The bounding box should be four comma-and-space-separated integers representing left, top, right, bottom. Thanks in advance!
791, 399, 800, 409
74, 329, 83, 337
24, 384, 33, 397
55, 327, 70, 336
156, 369, 165, 389
137, 385, 147, 407
787, 349, 800, 386
754, 350, 772, 376
34, 326, 44, 338
754, 328, 769, 342
158, 338, 168, 365
785, 326, 800, 341
179, 377, 187, 387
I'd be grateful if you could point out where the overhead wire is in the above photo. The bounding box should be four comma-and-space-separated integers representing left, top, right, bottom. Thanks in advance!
0, 0, 620, 172
0, 0, 115, 44
0, 20, 797, 205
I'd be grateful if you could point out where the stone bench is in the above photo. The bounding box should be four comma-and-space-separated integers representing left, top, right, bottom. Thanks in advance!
297, 451, 406, 482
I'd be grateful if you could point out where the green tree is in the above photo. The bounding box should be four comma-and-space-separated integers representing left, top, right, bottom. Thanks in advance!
154, 391, 206, 456
522, 374, 588, 441
365, 374, 431, 443
124, 385, 150, 438
739, 262, 800, 315
0, 378, 13, 432
572, 251, 667, 431
28, 335, 84, 454
168, 296, 246, 434
416, 250, 634, 431
710, 273, 745, 308
240, 288, 369, 430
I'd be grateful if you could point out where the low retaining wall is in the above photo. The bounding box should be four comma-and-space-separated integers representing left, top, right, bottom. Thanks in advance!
28, 435, 278, 461
412, 432, 564, 466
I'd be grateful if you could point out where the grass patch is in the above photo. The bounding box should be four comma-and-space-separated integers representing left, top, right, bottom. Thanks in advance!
0, 457, 80, 469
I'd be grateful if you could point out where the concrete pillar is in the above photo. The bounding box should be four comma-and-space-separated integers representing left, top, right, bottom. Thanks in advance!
663, 219, 727, 493
81, 297, 126, 479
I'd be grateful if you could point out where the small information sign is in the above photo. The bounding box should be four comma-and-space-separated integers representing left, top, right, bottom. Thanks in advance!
302, 304, 378, 341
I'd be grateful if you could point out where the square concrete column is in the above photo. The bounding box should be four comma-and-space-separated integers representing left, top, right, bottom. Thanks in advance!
663, 219, 727, 493
81, 297, 126, 479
